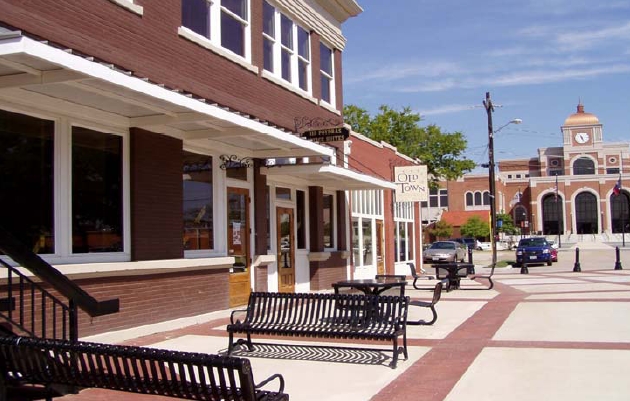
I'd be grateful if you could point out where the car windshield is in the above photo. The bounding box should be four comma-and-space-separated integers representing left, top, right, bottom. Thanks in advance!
431, 242, 455, 250
519, 238, 547, 247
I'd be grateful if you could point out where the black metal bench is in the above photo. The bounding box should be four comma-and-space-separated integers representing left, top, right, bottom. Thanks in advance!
227, 292, 409, 368
0, 335, 288, 401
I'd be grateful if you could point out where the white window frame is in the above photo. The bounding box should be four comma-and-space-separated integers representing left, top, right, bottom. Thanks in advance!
108, 0, 143, 15
319, 42, 335, 107
0, 105, 131, 265
262, 1, 312, 96
394, 201, 414, 264
179, 0, 254, 71
351, 190, 384, 267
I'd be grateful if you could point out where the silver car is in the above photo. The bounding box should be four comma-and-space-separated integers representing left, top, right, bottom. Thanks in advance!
423, 241, 467, 263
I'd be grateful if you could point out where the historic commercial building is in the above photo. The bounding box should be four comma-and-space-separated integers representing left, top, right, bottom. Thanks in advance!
426, 103, 629, 240
0, 1, 427, 338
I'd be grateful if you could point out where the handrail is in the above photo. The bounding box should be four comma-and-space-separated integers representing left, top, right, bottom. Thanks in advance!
0, 225, 119, 318
0, 259, 78, 340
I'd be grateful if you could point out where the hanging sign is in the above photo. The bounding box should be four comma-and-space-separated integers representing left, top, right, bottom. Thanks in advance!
302, 126, 350, 143
394, 165, 428, 202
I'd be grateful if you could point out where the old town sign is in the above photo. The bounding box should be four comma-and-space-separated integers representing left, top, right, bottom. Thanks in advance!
302, 126, 350, 143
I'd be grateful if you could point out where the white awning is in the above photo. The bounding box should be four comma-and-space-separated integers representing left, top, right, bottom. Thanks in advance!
261, 164, 395, 190
0, 29, 333, 159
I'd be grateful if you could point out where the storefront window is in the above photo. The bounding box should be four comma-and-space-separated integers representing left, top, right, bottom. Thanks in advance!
183, 151, 214, 250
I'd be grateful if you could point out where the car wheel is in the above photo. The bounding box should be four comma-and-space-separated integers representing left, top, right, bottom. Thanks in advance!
547, 260, 552, 266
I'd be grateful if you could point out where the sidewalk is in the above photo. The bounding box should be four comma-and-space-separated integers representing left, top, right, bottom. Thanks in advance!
64, 245, 630, 400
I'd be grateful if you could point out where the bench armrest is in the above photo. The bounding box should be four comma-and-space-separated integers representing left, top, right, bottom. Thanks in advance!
255, 373, 285, 394
230, 308, 249, 324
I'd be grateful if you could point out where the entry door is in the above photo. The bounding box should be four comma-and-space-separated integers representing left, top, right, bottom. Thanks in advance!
277, 207, 295, 293
227, 187, 250, 307
376, 220, 385, 275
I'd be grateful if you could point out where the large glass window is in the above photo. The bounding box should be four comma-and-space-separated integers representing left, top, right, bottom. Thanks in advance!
263, 1, 311, 93
0, 109, 127, 260
320, 43, 334, 104
0, 110, 54, 254
297, 190, 305, 249
72, 127, 123, 253
351, 190, 383, 267
181, 0, 250, 59
183, 151, 214, 250
394, 201, 414, 263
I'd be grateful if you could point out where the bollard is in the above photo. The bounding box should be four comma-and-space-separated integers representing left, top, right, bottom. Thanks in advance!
614, 246, 623, 270
520, 261, 529, 274
573, 247, 581, 272
468, 247, 473, 264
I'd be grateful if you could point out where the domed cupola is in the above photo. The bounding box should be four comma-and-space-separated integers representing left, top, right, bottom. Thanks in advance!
563, 103, 600, 126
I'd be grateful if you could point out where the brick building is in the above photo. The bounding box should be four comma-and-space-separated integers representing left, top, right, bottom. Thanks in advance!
425, 103, 629, 240
0, 0, 431, 338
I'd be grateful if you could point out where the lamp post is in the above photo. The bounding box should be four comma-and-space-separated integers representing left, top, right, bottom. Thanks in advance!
483, 92, 522, 268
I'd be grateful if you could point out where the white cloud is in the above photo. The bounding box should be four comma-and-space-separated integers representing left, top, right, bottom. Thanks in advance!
344, 61, 461, 84
417, 104, 478, 116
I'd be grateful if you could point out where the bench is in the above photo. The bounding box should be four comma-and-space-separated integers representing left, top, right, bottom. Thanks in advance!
406, 281, 445, 326
227, 292, 409, 368
0, 335, 288, 401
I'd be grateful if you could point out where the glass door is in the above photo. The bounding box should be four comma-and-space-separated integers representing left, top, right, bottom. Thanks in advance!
227, 187, 250, 307
277, 207, 295, 293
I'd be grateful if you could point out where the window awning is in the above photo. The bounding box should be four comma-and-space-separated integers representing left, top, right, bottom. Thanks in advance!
0, 28, 333, 159
261, 164, 396, 190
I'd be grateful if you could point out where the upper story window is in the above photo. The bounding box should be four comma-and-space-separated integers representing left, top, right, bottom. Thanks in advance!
263, 1, 311, 92
607, 168, 620, 174
465, 190, 490, 208
319, 43, 334, 105
573, 157, 595, 175
181, 0, 250, 59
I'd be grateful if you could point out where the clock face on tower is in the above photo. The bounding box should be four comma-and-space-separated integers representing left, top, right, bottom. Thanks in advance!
574, 132, 590, 144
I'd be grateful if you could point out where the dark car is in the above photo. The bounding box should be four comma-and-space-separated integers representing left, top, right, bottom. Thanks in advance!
514, 237, 553, 267
450, 238, 477, 250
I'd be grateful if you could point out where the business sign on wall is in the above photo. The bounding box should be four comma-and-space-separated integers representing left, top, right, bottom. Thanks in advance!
394, 165, 428, 202
302, 126, 350, 143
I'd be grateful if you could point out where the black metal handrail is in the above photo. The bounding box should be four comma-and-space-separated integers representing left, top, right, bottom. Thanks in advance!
0, 259, 78, 340
0, 225, 119, 339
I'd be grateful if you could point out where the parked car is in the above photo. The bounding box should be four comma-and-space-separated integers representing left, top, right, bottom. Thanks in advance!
450, 237, 477, 250
423, 241, 467, 263
477, 242, 491, 251
551, 247, 558, 262
514, 237, 553, 267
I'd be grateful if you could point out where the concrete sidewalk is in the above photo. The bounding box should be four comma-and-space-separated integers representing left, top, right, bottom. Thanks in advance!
64, 245, 630, 401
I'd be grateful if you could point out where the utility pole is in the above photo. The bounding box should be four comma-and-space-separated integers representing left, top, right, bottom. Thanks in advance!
484, 92, 497, 268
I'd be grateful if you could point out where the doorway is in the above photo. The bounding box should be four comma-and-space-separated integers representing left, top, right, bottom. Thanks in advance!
277, 207, 295, 293
227, 187, 250, 307
376, 220, 385, 275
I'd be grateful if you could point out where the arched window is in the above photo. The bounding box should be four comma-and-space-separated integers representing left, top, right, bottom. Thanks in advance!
474, 192, 482, 205
466, 192, 473, 206
575, 192, 598, 234
573, 157, 595, 175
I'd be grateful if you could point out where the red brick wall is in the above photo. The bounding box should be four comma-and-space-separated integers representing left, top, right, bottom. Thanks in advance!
75, 269, 229, 336
130, 128, 183, 261
0, 0, 341, 132
309, 252, 346, 291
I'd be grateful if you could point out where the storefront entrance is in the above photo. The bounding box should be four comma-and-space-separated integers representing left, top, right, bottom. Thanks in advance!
277, 207, 295, 293
227, 187, 251, 307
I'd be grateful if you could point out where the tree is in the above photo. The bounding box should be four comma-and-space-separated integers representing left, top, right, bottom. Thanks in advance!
460, 216, 490, 239
428, 220, 453, 240
496, 213, 516, 235
344, 104, 476, 185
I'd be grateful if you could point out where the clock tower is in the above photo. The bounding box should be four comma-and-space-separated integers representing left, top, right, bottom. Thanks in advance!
561, 102, 602, 147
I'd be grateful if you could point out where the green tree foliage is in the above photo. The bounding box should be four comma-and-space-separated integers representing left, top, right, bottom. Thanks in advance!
460, 216, 490, 239
428, 219, 453, 240
496, 213, 517, 235
344, 104, 476, 185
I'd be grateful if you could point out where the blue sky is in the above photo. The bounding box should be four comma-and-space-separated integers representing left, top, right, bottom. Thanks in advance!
341, 0, 630, 170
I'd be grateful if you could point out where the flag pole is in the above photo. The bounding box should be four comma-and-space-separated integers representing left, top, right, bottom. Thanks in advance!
621, 173, 625, 247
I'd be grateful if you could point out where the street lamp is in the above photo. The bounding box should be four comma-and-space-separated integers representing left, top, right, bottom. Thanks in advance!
483, 91, 522, 268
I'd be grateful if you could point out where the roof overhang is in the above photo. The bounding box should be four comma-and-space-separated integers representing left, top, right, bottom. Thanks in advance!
261, 164, 396, 191
0, 29, 333, 159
